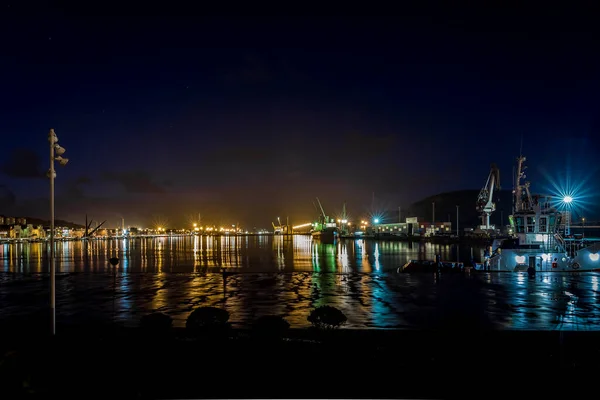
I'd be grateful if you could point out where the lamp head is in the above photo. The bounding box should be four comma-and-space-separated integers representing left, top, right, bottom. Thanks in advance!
563, 195, 573, 204
55, 156, 69, 166
54, 144, 66, 156
48, 129, 58, 144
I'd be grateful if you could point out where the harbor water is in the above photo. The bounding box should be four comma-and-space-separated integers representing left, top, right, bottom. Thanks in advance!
1, 235, 599, 330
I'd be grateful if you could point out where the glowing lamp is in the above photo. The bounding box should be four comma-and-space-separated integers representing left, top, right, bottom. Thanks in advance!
590, 253, 599, 262
515, 255, 526, 264
563, 196, 573, 203
374, 219, 380, 224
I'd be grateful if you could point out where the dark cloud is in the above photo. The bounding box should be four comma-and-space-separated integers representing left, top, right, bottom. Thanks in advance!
101, 171, 166, 194
203, 146, 271, 165
0, 185, 17, 213
222, 53, 312, 87
1, 148, 44, 179
224, 53, 272, 85
75, 175, 93, 185
64, 175, 93, 198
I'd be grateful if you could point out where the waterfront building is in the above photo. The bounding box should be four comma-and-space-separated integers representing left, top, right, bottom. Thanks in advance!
371, 217, 453, 237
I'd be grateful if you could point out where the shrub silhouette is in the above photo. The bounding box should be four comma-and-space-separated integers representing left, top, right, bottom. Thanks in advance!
307, 306, 347, 329
0, 350, 35, 395
253, 315, 290, 339
186, 307, 230, 335
140, 313, 173, 331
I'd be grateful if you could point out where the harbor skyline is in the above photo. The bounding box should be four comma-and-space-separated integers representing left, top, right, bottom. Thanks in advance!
2, 8, 600, 398
1, 14, 599, 228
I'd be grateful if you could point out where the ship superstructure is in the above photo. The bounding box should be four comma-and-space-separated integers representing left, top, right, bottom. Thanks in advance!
486, 155, 600, 271
311, 197, 338, 242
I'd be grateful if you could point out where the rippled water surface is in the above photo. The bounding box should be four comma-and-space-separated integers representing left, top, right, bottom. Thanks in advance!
2, 236, 599, 330
1, 235, 479, 273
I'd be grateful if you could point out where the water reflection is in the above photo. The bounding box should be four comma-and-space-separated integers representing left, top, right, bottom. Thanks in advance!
0, 236, 486, 273
2, 260, 600, 330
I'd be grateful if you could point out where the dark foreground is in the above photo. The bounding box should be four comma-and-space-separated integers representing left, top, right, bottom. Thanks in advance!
1, 326, 598, 399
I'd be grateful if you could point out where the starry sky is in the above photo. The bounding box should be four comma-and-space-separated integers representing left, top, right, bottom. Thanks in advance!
1, 11, 599, 229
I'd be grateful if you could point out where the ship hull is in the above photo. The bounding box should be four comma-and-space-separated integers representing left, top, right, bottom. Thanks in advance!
487, 242, 600, 271
311, 228, 338, 242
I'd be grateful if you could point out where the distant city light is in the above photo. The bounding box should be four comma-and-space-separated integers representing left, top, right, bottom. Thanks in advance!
374, 218, 380, 224
293, 223, 312, 229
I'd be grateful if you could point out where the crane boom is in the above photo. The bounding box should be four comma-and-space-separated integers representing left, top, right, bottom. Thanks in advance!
315, 197, 327, 219
476, 163, 500, 229
513, 155, 533, 213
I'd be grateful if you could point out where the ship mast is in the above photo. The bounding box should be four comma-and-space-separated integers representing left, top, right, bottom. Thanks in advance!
514, 155, 533, 213
514, 156, 524, 213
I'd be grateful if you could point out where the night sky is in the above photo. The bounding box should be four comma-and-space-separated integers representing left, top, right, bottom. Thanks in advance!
1, 12, 599, 229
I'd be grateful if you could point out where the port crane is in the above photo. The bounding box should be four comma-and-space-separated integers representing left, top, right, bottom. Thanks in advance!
314, 198, 336, 226
476, 163, 500, 231
272, 217, 283, 234
315, 198, 328, 223
512, 155, 533, 213
272, 216, 291, 234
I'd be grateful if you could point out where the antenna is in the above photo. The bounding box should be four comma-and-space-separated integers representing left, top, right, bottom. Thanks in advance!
512, 164, 516, 215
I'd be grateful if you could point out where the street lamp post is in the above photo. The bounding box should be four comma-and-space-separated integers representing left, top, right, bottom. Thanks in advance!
432, 202, 435, 236
48, 129, 69, 335
456, 205, 459, 237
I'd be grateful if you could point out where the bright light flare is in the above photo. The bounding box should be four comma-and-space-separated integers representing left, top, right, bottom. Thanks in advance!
540, 162, 598, 217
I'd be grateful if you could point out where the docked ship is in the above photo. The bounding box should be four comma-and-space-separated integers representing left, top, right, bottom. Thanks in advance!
486, 154, 600, 272
311, 197, 338, 242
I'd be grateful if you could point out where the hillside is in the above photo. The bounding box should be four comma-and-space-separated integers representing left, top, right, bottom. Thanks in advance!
403, 189, 514, 229
22, 217, 85, 229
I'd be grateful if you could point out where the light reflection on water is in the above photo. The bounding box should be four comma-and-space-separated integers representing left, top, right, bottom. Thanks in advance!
3, 269, 600, 330
0, 236, 484, 273
4, 236, 600, 330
